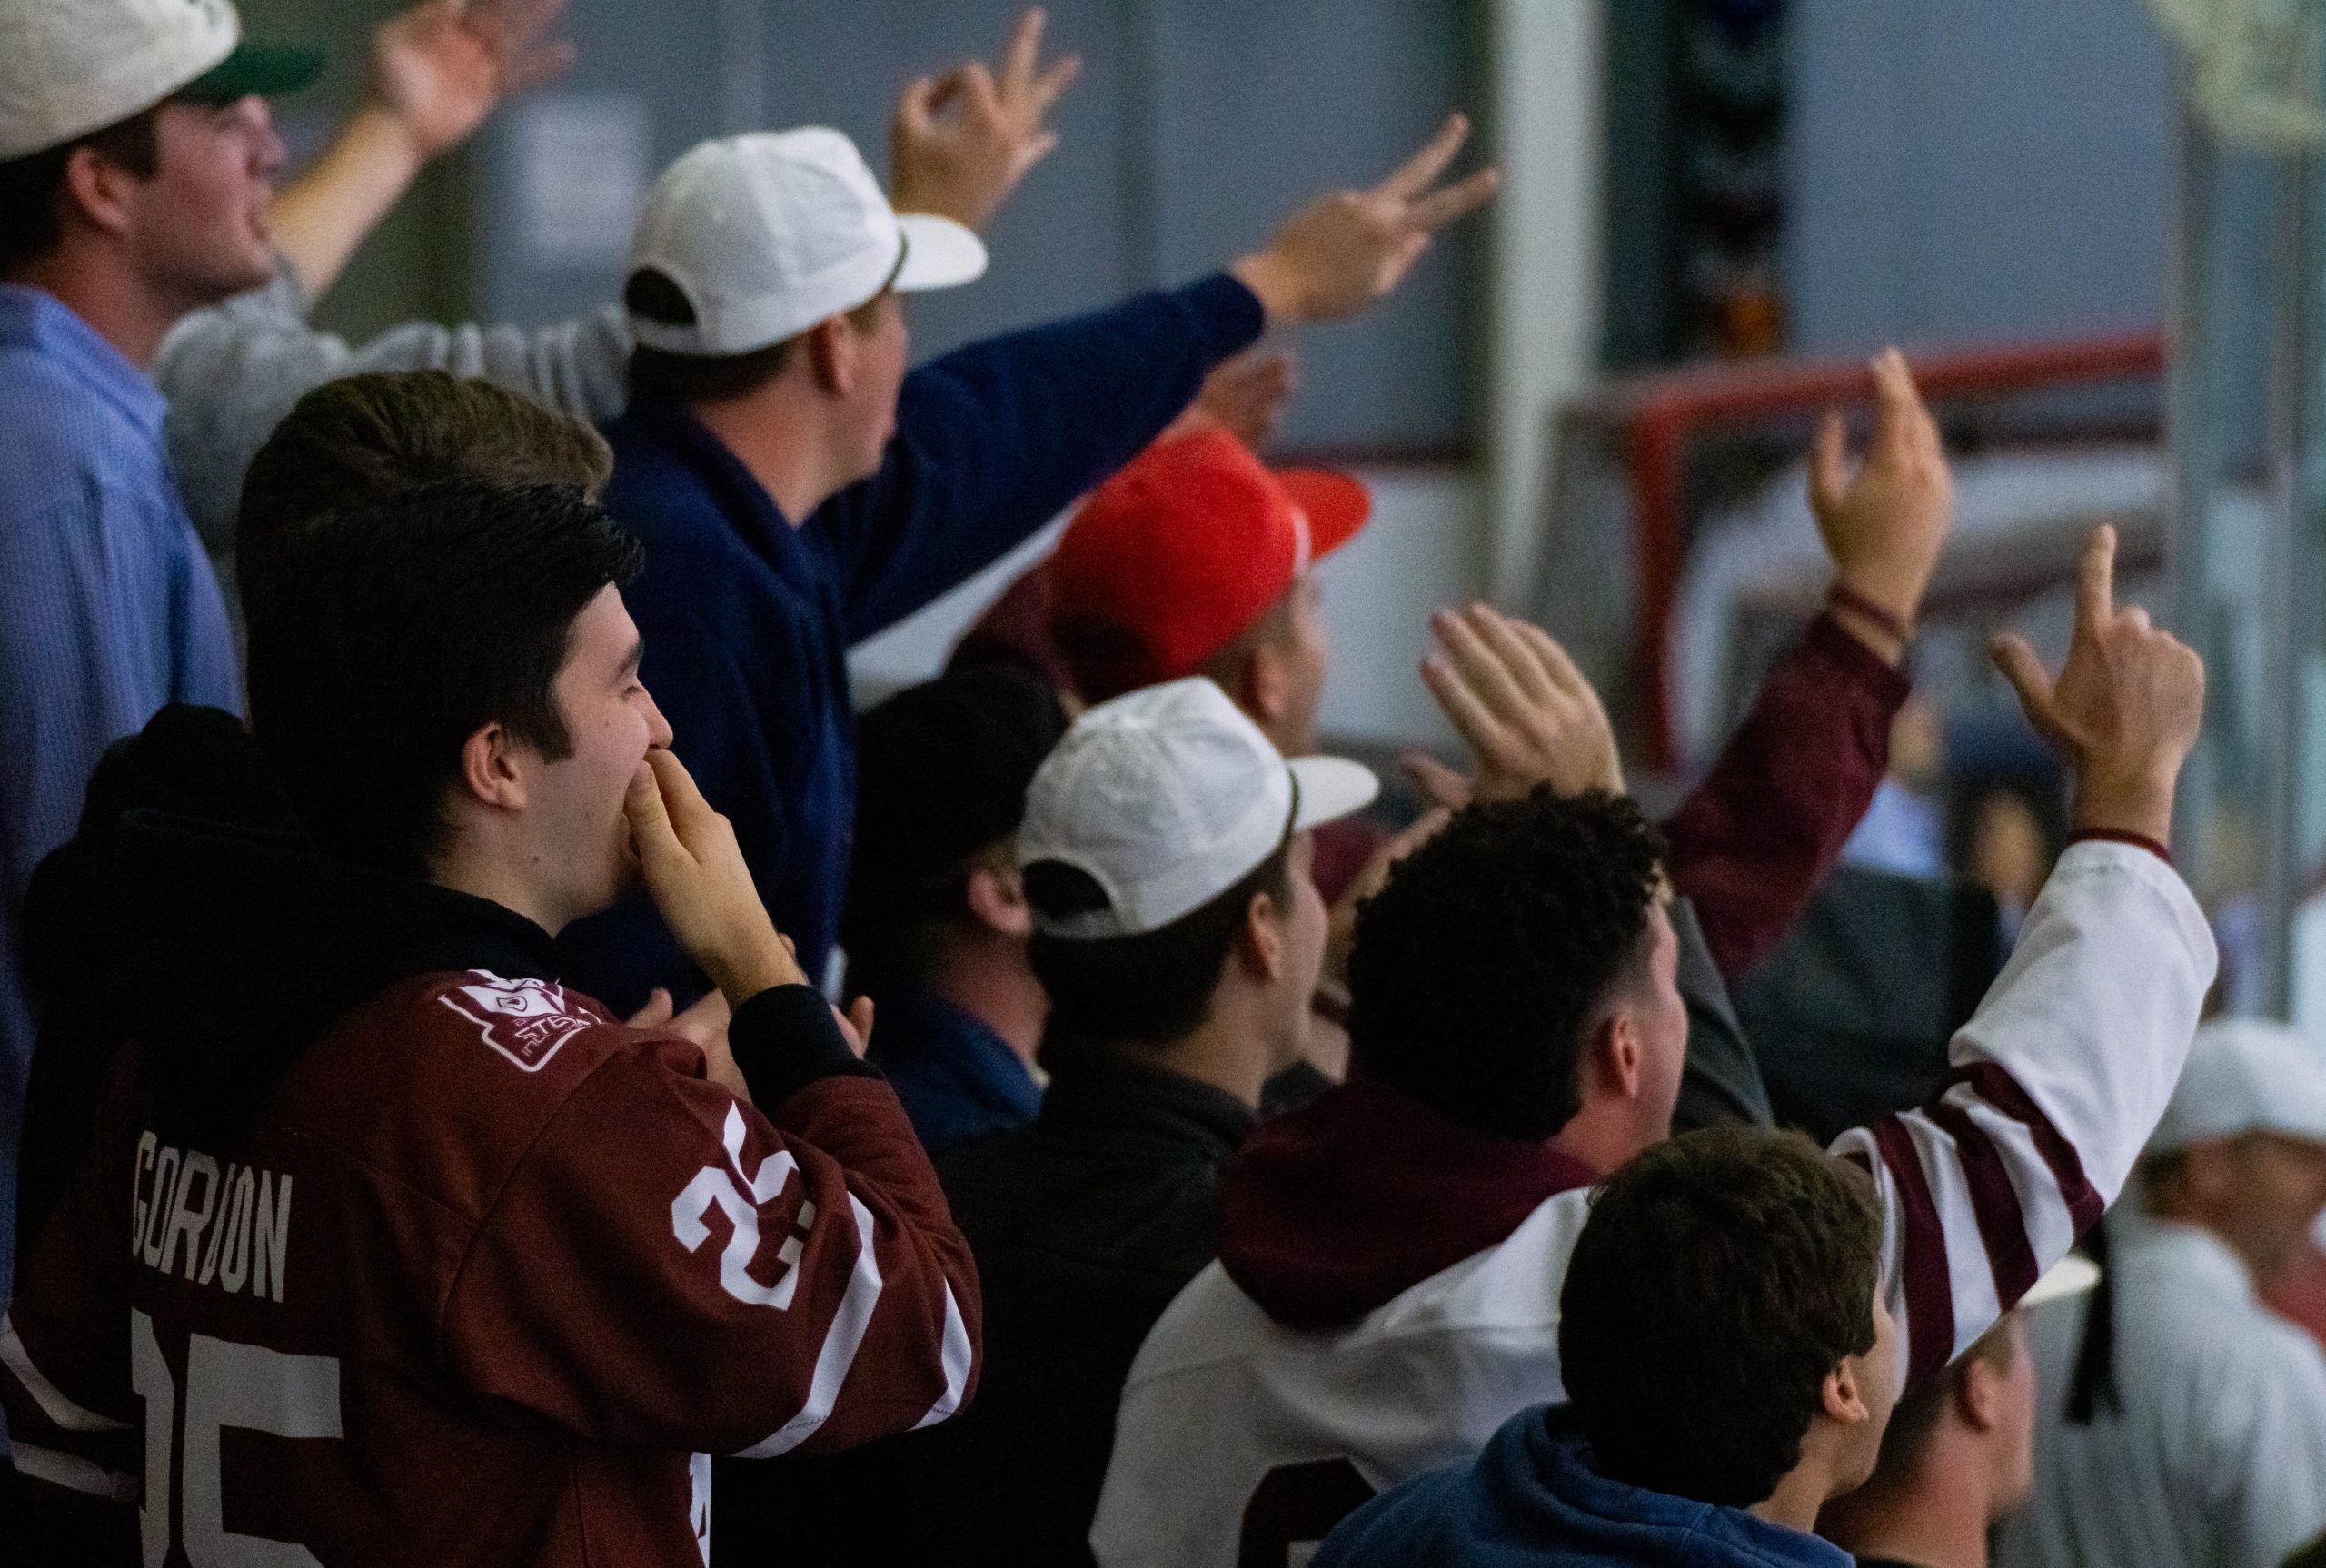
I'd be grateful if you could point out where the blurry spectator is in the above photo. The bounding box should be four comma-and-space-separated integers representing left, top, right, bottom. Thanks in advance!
156, 0, 578, 578
841, 665, 1067, 1156
1819, 1258, 2100, 1568
4, 479, 978, 1559
0, 0, 319, 1326
560, 116, 1497, 1013
1841, 695, 1947, 879
1998, 1018, 2326, 1568
155, 8, 1064, 581
716, 678, 1377, 1567
1310, 1127, 1903, 1568
1090, 525, 2215, 1568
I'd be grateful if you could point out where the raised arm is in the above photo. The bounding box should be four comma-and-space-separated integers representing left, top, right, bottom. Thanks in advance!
269, 0, 572, 300
829, 116, 1497, 638
1839, 526, 2213, 1394
1660, 349, 1952, 978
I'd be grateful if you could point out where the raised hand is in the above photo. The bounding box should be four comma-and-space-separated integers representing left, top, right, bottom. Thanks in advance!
1158, 348, 1299, 451
891, 6, 1082, 232
623, 748, 808, 1005
1809, 348, 1954, 662
367, 0, 573, 164
1419, 605, 1624, 805
1230, 114, 1500, 327
1991, 526, 2203, 846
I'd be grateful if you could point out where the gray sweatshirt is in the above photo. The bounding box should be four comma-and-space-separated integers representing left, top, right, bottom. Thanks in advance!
153, 259, 633, 561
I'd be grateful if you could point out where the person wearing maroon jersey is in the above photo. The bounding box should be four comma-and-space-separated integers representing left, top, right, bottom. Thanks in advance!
2, 478, 979, 1565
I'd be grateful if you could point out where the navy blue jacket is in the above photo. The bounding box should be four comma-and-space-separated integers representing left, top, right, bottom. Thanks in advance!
864, 987, 1041, 1157
558, 274, 1265, 1012
1316, 1410, 1855, 1568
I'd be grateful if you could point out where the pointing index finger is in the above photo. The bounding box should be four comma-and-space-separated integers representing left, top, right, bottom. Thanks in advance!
2076, 524, 2118, 630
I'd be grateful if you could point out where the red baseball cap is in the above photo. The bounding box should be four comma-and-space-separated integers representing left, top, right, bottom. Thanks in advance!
1048, 428, 1371, 701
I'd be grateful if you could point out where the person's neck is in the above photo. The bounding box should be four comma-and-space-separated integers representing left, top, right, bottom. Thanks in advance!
9, 248, 186, 370
1548, 1097, 1656, 1178
923, 937, 1048, 1067
429, 849, 569, 938
1136, 998, 1278, 1111
689, 391, 849, 525
1749, 1445, 1847, 1538
1817, 1462, 1993, 1568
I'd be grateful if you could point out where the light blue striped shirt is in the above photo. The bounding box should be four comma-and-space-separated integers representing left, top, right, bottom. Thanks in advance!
0, 283, 240, 1312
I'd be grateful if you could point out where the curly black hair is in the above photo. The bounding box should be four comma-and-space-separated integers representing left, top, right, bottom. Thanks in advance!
1346, 788, 1663, 1140
1559, 1126, 1883, 1507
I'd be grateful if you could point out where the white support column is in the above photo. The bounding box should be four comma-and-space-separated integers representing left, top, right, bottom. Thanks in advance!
1483, 0, 1606, 602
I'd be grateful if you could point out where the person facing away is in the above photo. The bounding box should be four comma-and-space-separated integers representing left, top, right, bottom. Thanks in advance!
154, 5, 1075, 566
1311, 1126, 1905, 1568
840, 664, 1067, 1156
552, 114, 1499, 1013
1818, 1257, 2100, 1568
1028, 355, 1947, 1070
2, 479, 979, 1565
1995, 1017, 2326, 1568
0, 0, 321, 1325
1088, 522, 2217, 1568
720, 676, 1377, 1567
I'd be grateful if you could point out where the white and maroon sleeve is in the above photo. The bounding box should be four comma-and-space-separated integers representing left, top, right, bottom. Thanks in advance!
3, 1057, 142, 1544
439, 987, 979, 1459
1829, 839, 2216, 1394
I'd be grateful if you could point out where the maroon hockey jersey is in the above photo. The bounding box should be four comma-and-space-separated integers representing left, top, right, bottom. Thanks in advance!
4, 815, 978, 1566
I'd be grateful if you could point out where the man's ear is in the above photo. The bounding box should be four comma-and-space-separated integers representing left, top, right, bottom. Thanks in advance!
1956, 1355, 2003, 1434
1237, 888, 1288, 985
964, 860, 1033, 939
802, 313, 857, 396
60, 142, 145, 240
1581, 1009, 1644, 1102
1823, 1355, 1874, 1427
457, 723, 529, 813
1243, 640, 1289, 729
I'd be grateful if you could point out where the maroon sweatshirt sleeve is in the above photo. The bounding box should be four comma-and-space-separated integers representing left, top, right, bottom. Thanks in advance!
440, 1027, 979, 1460
1661, 610, 1912, 980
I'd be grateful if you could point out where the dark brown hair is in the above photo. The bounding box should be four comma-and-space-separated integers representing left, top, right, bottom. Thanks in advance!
238, 371, 612, 632
1347, 789, 1664, 1140
0, 104, 163, 275
1560, 1126, 1884, 1507
1027, 844, 1294, 1047
622, 265, 890, 404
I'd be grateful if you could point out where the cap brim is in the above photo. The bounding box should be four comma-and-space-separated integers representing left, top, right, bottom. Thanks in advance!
2018, 1253, 2101, 1309
1279, 467, 1372, 565
1289, 756, 1379, 832
895, 214, 989, 293
182, 42, 325, 103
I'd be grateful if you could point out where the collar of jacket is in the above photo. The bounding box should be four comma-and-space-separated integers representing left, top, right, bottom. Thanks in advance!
1030, 1030, 1257, 1161
1218, 1071, 1600, 1330
613, 395, 821, 581
112, 806, 563, 1140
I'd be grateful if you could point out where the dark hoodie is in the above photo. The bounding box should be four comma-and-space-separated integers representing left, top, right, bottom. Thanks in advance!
1313, 1409, 1853, 1568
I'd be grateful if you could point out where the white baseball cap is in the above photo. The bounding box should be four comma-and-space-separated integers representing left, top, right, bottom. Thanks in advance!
625, 127, 988, 357
2149, 1017, 2326, 1155
1019, 678, 1379, 940
0, 0, 322, 163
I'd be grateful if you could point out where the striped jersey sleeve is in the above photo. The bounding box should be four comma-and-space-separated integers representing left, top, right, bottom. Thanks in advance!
1833, 839, 2217, 1393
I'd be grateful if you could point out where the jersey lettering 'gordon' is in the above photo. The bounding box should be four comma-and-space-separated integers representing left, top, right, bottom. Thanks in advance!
128, 1132, 293, 1304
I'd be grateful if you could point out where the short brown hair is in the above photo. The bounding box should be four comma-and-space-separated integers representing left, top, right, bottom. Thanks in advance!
622, 266, 890, 404
0, 104, 162, 276
1560, 1126, 1884, 1507
238, 371, 612, 628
